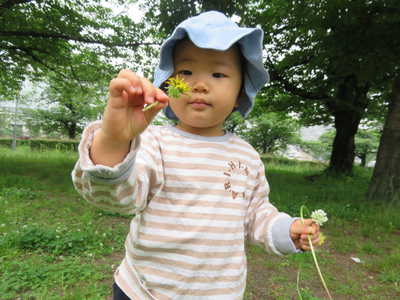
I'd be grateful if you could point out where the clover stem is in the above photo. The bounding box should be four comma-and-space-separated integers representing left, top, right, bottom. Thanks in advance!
296, 267, 304, 300
307, 235, 333, 300
300, 205, 333, 300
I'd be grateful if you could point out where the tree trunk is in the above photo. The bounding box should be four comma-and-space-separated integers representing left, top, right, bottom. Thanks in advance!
360, 153, 367, 167
67, 122, 77, 139
367, 77, 400, 204
327, 76, 369, 175
328, 111, 360, 175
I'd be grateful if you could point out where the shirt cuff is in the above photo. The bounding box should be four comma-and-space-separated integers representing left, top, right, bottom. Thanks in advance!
78, 121, 140, 184
270, 213, 299, 255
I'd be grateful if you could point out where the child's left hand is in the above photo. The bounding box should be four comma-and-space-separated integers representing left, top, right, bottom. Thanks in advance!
290, 219, 320, 251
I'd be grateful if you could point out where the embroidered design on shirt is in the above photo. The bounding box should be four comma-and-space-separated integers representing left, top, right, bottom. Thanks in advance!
224, 160, 249, 199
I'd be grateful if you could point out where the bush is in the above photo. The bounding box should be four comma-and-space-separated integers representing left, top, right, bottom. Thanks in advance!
0, 138, 78, 151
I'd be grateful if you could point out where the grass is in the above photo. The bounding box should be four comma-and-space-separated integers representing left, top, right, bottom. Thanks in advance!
1, 147, 399, 299
244, 156, 400, 300
0, 146, 129, 299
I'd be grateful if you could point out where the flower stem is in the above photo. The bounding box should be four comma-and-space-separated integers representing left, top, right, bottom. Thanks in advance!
307, 235, 333, 300
300, 205, 333, 300
142, 101, 159, 112
296, 267, 304, 300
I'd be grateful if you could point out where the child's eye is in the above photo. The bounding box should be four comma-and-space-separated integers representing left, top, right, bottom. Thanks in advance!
212, 73, 226, 78
178, 70, 192, 76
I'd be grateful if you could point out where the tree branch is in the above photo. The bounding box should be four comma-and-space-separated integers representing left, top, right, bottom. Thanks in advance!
2, 44, 51, 55
0, 30, 159, 48
68, 64, 87, 93
0, 0, 32, 11
7, 45, 70, 81
266, 57, 330, 101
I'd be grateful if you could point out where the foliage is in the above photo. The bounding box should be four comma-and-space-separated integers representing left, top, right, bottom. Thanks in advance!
28, 89, 104, 139
245, 0, 399, 123
241, 112, 299, 154
224, 111, 245, 133
224, 97, 299, 154
298, 140, 329, 162
0, 111, 12, 136
23, 50, 112, 138
142, 0, 250, 38
355, 129, 380, 167
240, 0, 400, 175
0, 0, 152, 97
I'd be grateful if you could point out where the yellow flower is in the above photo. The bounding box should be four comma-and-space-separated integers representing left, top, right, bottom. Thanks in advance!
166, 75, 191, 98
142, 76, 191, 112
318, 232, 326, 246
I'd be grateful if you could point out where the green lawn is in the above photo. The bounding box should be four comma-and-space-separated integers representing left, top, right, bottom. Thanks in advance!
0, 147, 399, 299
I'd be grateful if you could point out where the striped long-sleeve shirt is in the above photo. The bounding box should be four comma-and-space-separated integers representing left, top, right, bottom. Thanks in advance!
71, 121, 298, 300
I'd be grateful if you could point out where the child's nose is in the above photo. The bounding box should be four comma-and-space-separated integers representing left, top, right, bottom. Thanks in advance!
192, 80, 209, 93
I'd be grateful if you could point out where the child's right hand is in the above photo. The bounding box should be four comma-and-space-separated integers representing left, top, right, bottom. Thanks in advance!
101, 69, 169, 144
90, 70, 169, 166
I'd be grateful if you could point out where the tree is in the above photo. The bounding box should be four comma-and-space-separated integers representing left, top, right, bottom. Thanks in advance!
241, 112, 299, 154
27, 51, 109, 139
224, 111, 245, 133
142, 0, 249, 38
30, 102, 101, 139
145, 0, 397, 175
243, 0, 400, 175
0, 0, 152, 97
354, 129, 380, 167
367, 77, 400, 204
0, 110, 12, 136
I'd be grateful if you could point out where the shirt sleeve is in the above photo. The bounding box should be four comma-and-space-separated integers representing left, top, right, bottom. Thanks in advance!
245, 158, 298, 255
71, 121, 164, 215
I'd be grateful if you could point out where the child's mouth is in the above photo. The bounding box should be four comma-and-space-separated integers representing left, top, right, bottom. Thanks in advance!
189, 99, 211, 109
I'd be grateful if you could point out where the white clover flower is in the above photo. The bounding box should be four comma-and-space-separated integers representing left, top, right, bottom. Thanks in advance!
311, 209, 328, 226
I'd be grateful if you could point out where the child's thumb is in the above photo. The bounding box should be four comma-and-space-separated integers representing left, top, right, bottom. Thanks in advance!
143, 97, 169, 123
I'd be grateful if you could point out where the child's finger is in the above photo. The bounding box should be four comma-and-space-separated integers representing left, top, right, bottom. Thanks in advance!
301, 232, 319, 242
304, 219, 320, 235
300, 235, 319, 251
109, 77, 136, 99
155, 88, 170, 104
117, 69, 143, 95
142, 89, 169, 118
291, 219, 315, 236
310, 235, 320, 246
140, 77, 157, 105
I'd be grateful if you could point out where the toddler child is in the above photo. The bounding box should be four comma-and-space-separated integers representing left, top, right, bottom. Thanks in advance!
72, 11, 320, 300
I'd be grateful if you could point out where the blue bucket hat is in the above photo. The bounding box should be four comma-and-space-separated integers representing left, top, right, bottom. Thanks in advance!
153, 11, 269, 119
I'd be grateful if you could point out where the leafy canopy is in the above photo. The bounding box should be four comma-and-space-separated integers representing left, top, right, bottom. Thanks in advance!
0, 0, 151, 97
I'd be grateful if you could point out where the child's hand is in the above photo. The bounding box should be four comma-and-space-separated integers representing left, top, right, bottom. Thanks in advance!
290, 219, 320, 251
102, 69, 169, 143
90, 70, 169, 166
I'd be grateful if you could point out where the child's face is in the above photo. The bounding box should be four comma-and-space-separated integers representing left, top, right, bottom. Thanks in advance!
170, 40, 242, 136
